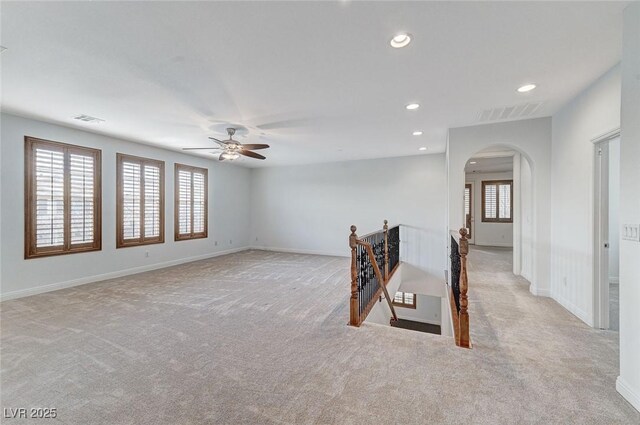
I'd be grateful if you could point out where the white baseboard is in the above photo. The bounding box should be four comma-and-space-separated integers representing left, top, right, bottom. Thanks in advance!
529, 285, 550, 297
474, 242, 514, 248
0, 247, 250, 302
551, 293, 592, 327
250, 245, 348, 258
617, 376, 640, 412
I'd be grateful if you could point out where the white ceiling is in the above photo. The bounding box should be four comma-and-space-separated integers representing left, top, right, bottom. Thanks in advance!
0, 1, 626, 167
465, 156, 515, 174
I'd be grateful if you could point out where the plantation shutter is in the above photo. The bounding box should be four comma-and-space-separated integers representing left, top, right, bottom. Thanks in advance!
26, 137, 101, 258
484, 184, 497, 219
178, 169, 192, 235
193, 171, 205, 233
116, 154, 164, 248
499, 184, 511, 219
35, 147, 65, 248
175, 164, 208, 240
144, 164, 161, 238
122, 161, 141, 240
482, 180, 512, 222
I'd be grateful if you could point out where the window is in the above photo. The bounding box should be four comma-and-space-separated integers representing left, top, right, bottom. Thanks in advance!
175, 163, 208, 240
464, 183, 472, 237
482, 180, 513, 222
392, 291, 416, 309
24, 136, 101, 258
116, 154, 165, 248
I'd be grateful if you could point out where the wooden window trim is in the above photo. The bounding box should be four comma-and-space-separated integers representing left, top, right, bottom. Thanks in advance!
481, 179, 513, 223
116, 153, 165, 248
174, 163, 208, 241
392, 292, 417, 309
24, 136, 102, 259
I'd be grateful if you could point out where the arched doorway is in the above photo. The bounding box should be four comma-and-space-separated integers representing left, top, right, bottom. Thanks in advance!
462, 146, 535, 285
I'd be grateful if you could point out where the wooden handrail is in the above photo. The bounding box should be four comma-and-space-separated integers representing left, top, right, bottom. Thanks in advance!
349, 220, 400, 327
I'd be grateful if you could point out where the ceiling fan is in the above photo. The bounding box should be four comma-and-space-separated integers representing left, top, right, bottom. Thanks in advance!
183, 128, 270, 161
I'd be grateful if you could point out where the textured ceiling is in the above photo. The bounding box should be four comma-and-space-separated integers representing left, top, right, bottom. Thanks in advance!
0, 1, 626, 167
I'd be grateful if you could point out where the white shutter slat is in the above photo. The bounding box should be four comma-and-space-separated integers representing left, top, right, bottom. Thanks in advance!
484, 184, 497, 219
144, 165, 161, 238
193, 172, 205, 233
34, 148, 65, 247
178, 170, 192, 235
69, 153, 95, 245
122, 161, 141, 240
499, 184, 511, 219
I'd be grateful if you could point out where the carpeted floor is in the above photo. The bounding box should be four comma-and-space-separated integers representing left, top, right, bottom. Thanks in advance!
1, 248, 638, 424
610, 283, 619, 331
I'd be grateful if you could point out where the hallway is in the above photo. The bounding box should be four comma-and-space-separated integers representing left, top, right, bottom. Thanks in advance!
466, 246, 635, 423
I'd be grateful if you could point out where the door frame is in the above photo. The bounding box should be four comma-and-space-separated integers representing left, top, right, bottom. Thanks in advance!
464, 182, 474, 244
592, 128, 619, 330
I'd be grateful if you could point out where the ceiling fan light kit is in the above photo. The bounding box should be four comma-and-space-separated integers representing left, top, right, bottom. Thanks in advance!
183, 127, 270, 162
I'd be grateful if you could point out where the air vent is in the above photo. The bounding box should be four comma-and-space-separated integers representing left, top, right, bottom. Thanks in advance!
477, 102, 543, 123
73, 114, 105, 124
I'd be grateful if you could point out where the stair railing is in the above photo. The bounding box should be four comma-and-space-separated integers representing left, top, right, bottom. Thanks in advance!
449, 228, 471, 348
349, 220, 400, 327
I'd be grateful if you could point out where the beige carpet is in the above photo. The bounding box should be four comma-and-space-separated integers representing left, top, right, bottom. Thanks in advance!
1, 248, 638, 424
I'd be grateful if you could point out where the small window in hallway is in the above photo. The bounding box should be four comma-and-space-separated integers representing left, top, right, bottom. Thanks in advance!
393, 291, 416, 309
482, 180, 512, 223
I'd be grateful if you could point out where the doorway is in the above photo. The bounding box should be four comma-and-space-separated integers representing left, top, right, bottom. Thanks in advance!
464, 183, 473, 243
594, 133, 620, 331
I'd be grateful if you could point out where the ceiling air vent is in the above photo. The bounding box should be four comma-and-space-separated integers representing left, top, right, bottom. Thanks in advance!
477, 102, 543, 123
73, 114, 105, 124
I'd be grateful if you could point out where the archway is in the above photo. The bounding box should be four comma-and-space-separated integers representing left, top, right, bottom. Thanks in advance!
461, 145, 535, 285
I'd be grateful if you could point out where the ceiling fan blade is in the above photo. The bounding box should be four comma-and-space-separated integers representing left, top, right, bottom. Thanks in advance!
240, 144, 270, 150
208, 137, 227, 146
238, 150, 266, 160
183, 147, 223, 150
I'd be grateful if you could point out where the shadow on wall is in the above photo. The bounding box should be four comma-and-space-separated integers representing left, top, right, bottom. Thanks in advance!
400, 224, 446, 280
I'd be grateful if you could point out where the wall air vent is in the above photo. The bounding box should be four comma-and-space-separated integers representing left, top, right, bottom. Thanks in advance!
73, 114, 105, 124
477, 102, 543, 123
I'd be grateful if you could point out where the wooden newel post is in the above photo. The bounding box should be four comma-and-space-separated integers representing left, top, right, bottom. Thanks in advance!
458, 227, 471, 348
349, 225, 359, 326
383, 219, 389, 281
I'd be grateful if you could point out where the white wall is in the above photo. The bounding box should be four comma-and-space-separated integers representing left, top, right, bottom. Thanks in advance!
520, 156, 534, 282
448, 117, 552, 296
550, 65, 621, 326
394, 294, 441, 325
464, 171, 514, 247
608, 137, 620, 284
617, 1, 640, 412
0, 113, 252, 299
250, 154, 448, 280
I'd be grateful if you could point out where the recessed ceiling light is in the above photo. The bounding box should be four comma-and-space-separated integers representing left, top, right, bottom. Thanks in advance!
517, 83, 537, 93
469, 161, 477, 164
412, 131, 423, 136
405, 103, 420, 110
390, 33, 411, 48
418, 147, 427, 151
